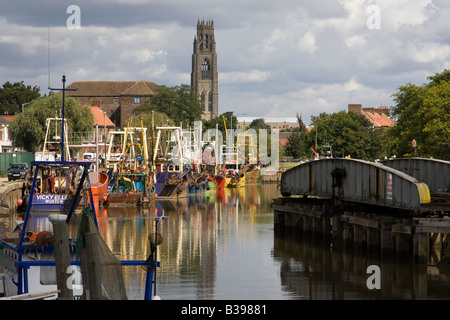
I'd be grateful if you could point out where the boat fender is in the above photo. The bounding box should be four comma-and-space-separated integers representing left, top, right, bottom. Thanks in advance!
36, 231, 53, 246
28, 232, 37, 242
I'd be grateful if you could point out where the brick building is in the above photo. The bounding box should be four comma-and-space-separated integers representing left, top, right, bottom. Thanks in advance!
66, 80, 158, 127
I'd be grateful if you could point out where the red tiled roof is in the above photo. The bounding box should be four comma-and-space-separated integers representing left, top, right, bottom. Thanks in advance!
0, 115, 15, 122
348, 104, 395, 128
361, 109, 396, 127
89, 106, 115, 127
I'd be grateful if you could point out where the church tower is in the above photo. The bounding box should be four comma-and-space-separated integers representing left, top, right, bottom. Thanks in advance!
191, 19, 218, 120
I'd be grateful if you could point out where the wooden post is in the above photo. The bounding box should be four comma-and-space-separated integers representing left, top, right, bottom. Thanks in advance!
413, 232, 428, 264
48, 214, 73, 300
342, 211, 353, 242
353, 212, 365, 244
82, 232, 102, 300
380, 217, 394, 256
394, 219, 413, 260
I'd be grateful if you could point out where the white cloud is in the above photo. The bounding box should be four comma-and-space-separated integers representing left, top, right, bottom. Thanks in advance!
220, 70, 270, 84
298, 31, 318, 54
0, 0, 448, 121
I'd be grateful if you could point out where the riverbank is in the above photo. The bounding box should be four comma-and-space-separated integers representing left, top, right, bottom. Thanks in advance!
0, 177, 20, 238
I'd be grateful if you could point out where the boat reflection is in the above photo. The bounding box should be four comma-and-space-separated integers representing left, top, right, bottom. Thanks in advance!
10, 183, 450, 300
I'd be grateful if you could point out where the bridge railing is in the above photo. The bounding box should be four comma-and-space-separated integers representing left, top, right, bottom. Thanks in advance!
280, 158, 430, 213
381, 158, 450, 192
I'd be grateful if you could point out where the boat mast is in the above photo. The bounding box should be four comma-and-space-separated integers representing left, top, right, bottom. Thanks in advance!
49, 75, 76, 161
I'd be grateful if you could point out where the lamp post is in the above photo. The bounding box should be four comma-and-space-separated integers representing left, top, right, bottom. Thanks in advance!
21, 101, 33, 114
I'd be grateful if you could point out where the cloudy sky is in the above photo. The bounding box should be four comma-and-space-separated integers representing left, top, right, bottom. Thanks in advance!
1, 0, 449, 124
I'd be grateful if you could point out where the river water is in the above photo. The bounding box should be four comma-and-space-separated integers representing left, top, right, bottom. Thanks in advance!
99, 183, 450, 300
14, 183, 450, 300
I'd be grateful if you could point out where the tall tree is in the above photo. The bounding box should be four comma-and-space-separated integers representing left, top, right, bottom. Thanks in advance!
0, 81, 40, 114
304, 111, 380, 160
9, 93, 93, 152
134, 84, 202, 126
285, 113, 309, 159
386, 69, 450, 160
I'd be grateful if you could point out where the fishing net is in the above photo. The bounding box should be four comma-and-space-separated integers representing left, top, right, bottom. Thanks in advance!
76, 206, 128, 300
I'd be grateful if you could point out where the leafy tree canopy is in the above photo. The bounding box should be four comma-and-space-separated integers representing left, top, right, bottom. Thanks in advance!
386, 69, 450, 160
0, 81, 40, 114
202, 111, 237, 132
285, 111, 381, 160
248, 118, 270, 131
284, 113, 309, 159
9, 93, 94, 152
134, 84, 202, 126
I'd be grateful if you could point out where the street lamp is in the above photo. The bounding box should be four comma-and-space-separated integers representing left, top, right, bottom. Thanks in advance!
22, 101, 33, 114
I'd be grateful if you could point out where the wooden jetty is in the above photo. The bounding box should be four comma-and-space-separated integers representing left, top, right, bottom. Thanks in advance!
273, 158, 450, 264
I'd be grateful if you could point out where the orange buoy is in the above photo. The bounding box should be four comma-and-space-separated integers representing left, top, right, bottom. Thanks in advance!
154, 193, 158, 198
17, 198, 23, 206
36, 231, 54, 246
103, 195, 108, 203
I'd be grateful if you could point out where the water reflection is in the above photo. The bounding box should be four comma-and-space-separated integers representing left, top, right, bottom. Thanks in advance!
274, 228, 450, 299
11, 183, 450, 300
99, 184, 279, 300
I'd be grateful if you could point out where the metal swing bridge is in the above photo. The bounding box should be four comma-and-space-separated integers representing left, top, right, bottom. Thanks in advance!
279, 157, 450, 214
274, 157, 450, 264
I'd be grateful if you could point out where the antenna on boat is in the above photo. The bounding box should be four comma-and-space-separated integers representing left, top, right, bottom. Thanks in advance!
48, 75, 76, 162
48, 27, 51, 90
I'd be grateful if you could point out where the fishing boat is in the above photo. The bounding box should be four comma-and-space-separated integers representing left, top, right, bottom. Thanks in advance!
0, 160, 155, 300
103, 118, 154, 207
156, 164, 190, 198
18, 157, 109, 213
188, 170, 208, 194
0, 76, 160, 300
87, 171, 109, 207
152, 126, 190, 198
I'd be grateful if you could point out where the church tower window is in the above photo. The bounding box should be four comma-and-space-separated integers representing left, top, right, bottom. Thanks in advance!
191, 19, 218, 120
201, 59, 211, 79
201, 92, 206, 111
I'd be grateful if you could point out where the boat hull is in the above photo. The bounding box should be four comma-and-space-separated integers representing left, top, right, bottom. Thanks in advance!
88, 172, 109, 207
215, 177, 226, 190
23, 194, 74, 212
104, 192, 146, 207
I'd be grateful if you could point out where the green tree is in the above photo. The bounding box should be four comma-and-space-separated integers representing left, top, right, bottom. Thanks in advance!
0, 81, 41, 114
9, 93, 94, 152
248, 118, 270, 131
285, 113, 309, 159
134, 84, 202, 126
202, 111, 237, 132
305, 111, 380, 160
386, 69, 450, 160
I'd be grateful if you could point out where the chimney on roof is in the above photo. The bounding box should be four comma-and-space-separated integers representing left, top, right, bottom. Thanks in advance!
364, 107, 375, 114
348, 104, 362, 114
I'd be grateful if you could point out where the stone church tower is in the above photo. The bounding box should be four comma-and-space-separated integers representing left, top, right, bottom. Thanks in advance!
191, 19, 218, 120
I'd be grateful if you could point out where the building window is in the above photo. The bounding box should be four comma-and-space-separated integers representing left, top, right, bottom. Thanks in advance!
134, 97, 141, 103
201, 92, 205, 111
201, 59, 211, 79
208, 92, 213, 111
